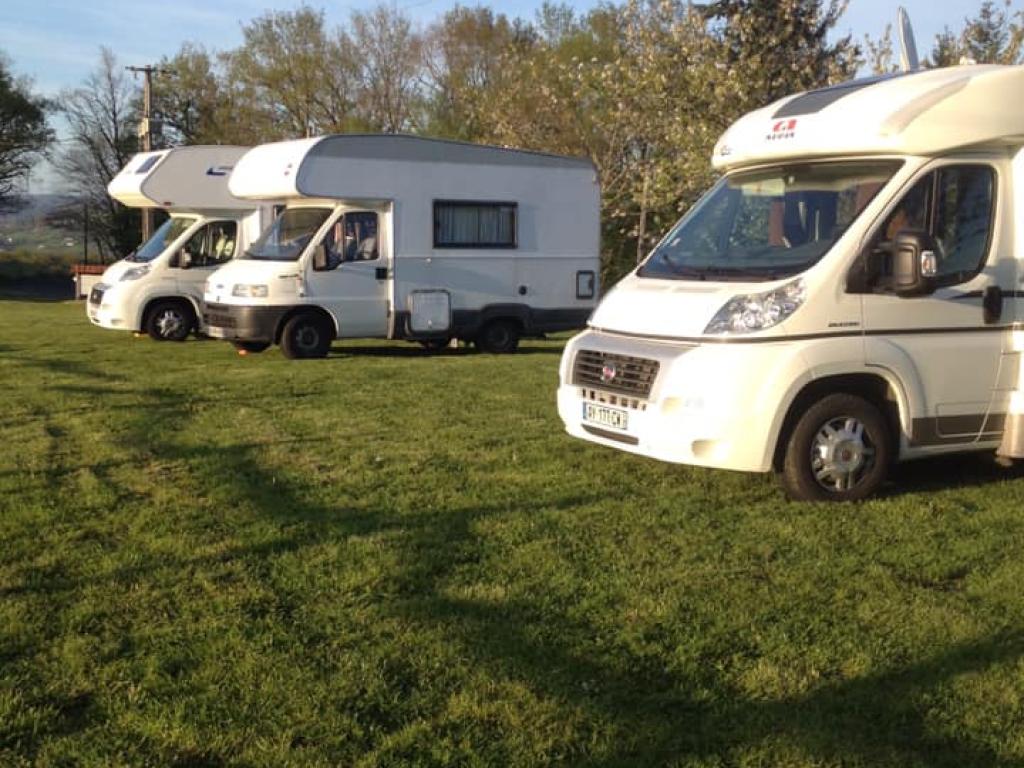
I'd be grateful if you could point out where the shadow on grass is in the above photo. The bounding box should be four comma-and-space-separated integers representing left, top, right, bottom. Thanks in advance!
882, 452, 1024, 498
14, 371, 1024, 766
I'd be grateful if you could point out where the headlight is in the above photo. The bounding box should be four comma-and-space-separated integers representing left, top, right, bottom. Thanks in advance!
704, 278, 806, 335
232, 284, 269, 298
120, 265, 150, 281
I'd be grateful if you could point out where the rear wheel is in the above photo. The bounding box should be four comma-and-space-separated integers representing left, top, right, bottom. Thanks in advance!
280, 312, 332, 359
145, 300, 194, 342
781, 393, 891, 502
475, 320, 520, 354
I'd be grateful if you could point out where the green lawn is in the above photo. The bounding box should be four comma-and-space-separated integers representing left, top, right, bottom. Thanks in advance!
3, 299, 1024, 767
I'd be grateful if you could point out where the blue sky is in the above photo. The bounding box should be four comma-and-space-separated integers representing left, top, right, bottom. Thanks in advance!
0, 0, 1007, 191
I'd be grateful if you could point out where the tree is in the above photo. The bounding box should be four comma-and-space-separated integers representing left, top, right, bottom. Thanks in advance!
0, 53, 51, 206
349, 4, 426, 132
864, 24, 898, 75
152, 44, 231, 145
225, 6, 363, 140
424, 5, 537, 140
56, 47, 140, 259
929, 1, 1024, 66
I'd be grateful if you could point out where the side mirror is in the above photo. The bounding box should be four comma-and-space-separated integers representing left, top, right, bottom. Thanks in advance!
893, 230, 937, 297
312, 243, 329, 271
174, 250, 192, 269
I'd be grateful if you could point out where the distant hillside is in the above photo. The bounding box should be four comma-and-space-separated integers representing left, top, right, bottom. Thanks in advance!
0, 194, 78, 226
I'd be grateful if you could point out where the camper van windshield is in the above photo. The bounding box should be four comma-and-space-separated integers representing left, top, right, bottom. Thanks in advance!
245, 207, 333, 261
127, 216, 198, 263
639, 161, 901, 281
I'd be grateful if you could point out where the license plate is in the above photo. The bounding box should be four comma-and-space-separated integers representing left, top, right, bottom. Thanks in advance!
205, 325, 229, 339
582, 402, 628, 431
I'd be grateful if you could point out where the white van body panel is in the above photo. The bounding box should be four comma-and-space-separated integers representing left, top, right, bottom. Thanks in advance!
559, 64, 1024, 476
207, 135, 601, 347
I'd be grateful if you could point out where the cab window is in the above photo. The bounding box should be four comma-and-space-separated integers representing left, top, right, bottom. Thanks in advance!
866, 165, 995, 289
322, 212, 379, 269
181, 221, 238, 268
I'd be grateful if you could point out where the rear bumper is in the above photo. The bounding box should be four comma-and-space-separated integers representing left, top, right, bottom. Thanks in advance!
203, 303, 291, 343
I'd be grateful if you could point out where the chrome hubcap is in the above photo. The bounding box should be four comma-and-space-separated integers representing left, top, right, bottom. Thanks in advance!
810, 416, 875, 492
156, 310, 184, 337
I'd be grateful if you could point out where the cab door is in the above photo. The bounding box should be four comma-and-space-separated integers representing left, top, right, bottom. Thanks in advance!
308, 210, 389, 338
859, 159, 1010, 447
176, 220, 238, 301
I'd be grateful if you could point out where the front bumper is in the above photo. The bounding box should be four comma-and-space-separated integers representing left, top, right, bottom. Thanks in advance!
203, 302, 292, 343
557, 329, 797, 473
86, 283, 134, 331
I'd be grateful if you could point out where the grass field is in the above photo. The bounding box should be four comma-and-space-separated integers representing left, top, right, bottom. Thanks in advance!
3, 299, 1024, 767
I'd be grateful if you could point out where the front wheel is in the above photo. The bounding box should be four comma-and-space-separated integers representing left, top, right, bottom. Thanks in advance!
280, 312, 332, 359
781, 393, 891, 502
145, 300, 195, 342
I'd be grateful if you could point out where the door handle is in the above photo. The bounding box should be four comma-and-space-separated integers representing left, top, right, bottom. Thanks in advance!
983, 285, 1003, 325
375, 267, 388, 281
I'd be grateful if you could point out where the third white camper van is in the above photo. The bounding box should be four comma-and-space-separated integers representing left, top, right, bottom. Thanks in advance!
203, 134, 600, 357
89, 146, 275, 341
557, 63, 1024, 501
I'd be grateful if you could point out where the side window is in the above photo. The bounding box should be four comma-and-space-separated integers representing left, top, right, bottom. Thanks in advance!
933, 166, 994, 283
868, 165, 995, 289
434, 201, 516, 248
181, 222, 237, 268
324, 212, 379, 267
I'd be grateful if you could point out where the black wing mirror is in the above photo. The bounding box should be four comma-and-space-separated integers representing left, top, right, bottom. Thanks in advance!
893, 230, 938, 297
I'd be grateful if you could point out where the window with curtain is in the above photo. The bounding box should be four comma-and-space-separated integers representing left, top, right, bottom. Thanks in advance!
433, 201, 517, 248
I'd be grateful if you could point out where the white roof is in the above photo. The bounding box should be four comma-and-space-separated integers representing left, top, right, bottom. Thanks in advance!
713, 64, 1024, 171
228, 134, 596, 200
108, 145, 252, 210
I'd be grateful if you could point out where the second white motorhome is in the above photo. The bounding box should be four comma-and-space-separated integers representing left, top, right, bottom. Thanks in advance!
88, 146, 275, 341
557, 62, 1024, 501
203, 134, 600, 357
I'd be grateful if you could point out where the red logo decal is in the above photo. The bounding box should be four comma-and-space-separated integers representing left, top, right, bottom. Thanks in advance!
766, 119, 797, 141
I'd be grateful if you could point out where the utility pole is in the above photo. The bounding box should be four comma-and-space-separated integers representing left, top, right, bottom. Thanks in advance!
126, 64, 170, 242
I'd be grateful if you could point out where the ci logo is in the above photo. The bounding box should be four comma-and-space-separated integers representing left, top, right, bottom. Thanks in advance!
766, 119, 797, 141
600, 362, 617, 384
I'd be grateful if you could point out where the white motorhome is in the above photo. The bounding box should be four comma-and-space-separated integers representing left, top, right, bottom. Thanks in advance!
88, 146, 275, 341
202, 134, 600, 357
557, 63, 1024, 501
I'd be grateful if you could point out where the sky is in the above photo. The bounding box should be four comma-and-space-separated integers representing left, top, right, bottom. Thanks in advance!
0, 0, 1008, 192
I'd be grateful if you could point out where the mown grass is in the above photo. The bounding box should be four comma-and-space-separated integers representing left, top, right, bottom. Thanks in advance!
2, 299, 1024, 767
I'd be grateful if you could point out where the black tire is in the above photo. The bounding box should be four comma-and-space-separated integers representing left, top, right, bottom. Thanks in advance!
145, 300, 195, 342
233, 341, 270, 354
780, 393, 892, 502
280, 312, 332, 359
419, 338, 452, 352
475, 320, 520, 354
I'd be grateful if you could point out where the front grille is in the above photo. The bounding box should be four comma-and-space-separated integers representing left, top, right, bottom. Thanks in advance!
572, 350, 659, 398
203, 303, 238, 328
204, 311, 237, 329
88, 287, 105, 305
